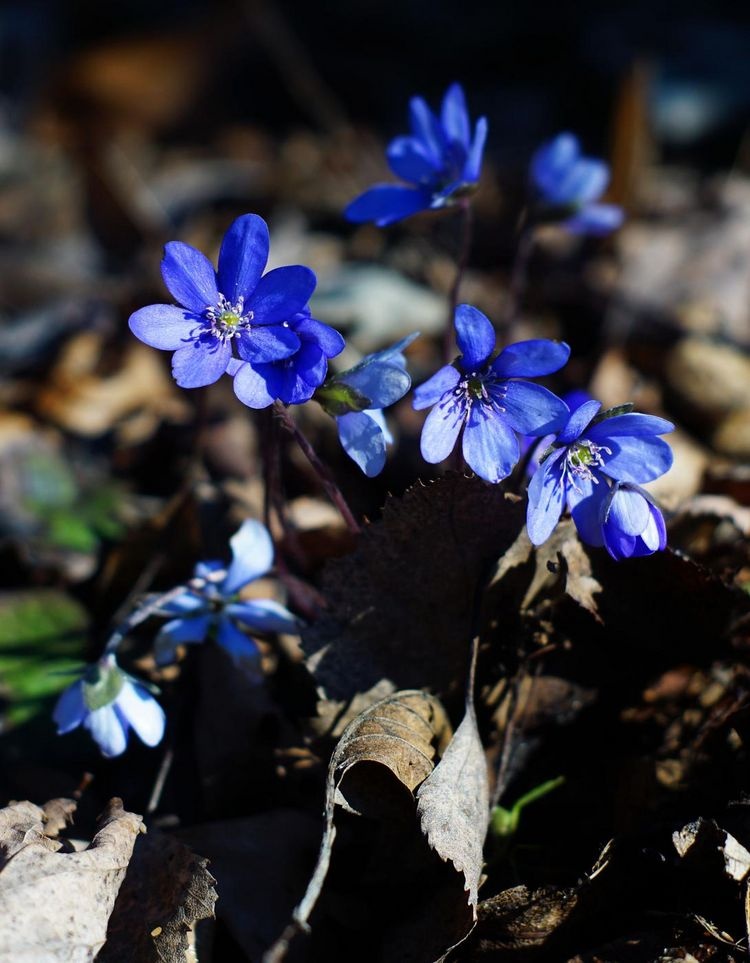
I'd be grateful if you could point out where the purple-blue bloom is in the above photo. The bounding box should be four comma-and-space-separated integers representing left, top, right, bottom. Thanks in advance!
316, 335, 417, 477
413, 305, 569, 483
526, 399, 674, 551
228, 308, 345, 408
345, 82, 487, 227
154, 519, 297, 672
53, 653, 165, 758
601, 482, 667, 560
530, 133, 624, 236
129, 214, 317, 388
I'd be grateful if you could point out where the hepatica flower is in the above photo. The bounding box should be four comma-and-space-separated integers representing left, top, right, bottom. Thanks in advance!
526, 399, 674, 555
530, 133, 623, 236
54, 654, 165, 758
413, 305, 569, 483
316, 334, 417, 476
345, 82, 487, 226
129, 214, 316, 388
154, 519, 297, 671
229, 307, 345, 408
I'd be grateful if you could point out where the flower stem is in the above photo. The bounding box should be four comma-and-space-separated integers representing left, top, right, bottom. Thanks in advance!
502, 209, 535, 343
273, 402, 362, 536
443, 199, 474, 364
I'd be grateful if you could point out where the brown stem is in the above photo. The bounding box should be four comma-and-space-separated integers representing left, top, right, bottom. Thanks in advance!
502, 209, 535, 344
273, 402, 362, 536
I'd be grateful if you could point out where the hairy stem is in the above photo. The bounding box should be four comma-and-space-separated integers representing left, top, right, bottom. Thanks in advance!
443, 199, 474, 364
273, 402, 362, 536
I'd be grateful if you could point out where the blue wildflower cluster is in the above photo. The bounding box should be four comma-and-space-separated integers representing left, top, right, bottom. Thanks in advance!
56, 80, 674, 762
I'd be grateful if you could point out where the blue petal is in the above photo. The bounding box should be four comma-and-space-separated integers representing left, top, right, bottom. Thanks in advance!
454, 304, 496, 370
566, 204, 624, 236
387, 137, 440, 183
552, 159, 609, 206
600, 436, 674, 484
236, 324, 301, 363
420, 397, 465, 463
440, 83, 470, 149
295, 317, 345, 358
570, 482, 608, 547
114, 683, 165, 747
53, 681, 87, 734
602, 523, 636, 560
294, 342, 328, 388
222, 519, 274, 594
226, 600, 298, 633
217, 214, 269, 305
500, 381, 569, 436
493, 339, 571, 379
526, 450, 566, 545
606, 486, 650, 536
158, 590, 207, 616
641, 504, 667, 552
85, 705, 128, 758
409, 96, 445, 163
248, 266, 317, 325
366, 407, 392, 444
343, 360, 412, 409
531, 133, 579, 195
129, 304, 200, 350
464, 117, 488, 183
462, 404, 520, 482
161, 242, 219, 314
216, 618, 262, 670
412, 365, 460, 411
344, 185, 431, 226
557, 399, 602, 444
337, 410, 387, 477
171, 338, 231, 388
586, 413, 675, 439
155, 615, 212, 664
232, 362, 276, 409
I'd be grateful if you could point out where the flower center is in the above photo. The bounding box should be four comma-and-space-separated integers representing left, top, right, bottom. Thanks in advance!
448, 369, 507, 415
205, 294, 254, 342
562, 439, 612, 491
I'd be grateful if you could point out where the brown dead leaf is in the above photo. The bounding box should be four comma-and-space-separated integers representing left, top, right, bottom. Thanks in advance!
0, 798, 143, 962
99, 830, 217, 963
673, 818, 750, 883
305, 474, 525, 701
416, 697, 489, 914
490, 519, 602, 621
265, 690, 455, 960
36, 333, 189, 440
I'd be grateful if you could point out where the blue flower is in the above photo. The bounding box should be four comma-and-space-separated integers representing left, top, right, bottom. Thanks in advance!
228, 308, 345, 408
526, 399, 674, 549
316, 334, 417, 476
530, 133, 624, 236
53, 654, 165, 758
412, 305, 569, 483
129, 214, 317, 388
154, 519, 297, 670
601, 482, 667, 560
345, 82, 487, 226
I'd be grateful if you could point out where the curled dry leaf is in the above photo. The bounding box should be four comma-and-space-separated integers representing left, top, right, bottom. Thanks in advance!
0, 798, 143, 963
266, 690, 453, 960
416, 697, 489, 914
673, 818, 750, 883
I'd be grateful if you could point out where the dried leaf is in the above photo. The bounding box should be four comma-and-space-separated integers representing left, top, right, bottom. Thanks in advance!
305, 475, 525, 700
416, 700, 489, 914
0, 798, 143, 962
99, 831, 217, 963
673, 818, 750, 883
489, 519, 602, 621
266, 690, 452, 960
